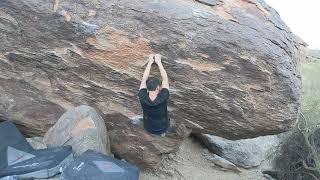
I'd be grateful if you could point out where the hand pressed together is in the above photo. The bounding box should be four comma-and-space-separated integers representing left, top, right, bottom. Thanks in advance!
148, 54, 162, 65
154, 54, 162, 65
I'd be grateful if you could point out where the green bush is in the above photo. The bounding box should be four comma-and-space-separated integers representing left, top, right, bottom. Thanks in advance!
272, 58, 320, 180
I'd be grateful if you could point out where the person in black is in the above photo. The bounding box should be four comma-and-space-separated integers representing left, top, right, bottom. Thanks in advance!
138, 54, 170, 136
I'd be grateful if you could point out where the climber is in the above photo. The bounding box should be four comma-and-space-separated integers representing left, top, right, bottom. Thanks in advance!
138, 54, 170, 137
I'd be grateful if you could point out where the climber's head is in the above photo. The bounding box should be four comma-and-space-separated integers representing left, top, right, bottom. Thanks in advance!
146, 76, 160, 94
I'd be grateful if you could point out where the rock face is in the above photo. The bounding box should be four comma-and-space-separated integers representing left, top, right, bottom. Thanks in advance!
105, 113, 190, 168
44, 105, 111, 156
198, 134, 280, 168
0, 0, 305, 139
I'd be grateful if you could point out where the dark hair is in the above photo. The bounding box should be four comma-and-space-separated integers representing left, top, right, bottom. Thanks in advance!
146, 77, 160, 91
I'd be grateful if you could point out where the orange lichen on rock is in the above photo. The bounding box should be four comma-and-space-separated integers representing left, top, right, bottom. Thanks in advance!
71, 117, 96, 136
84, 27, 153, 72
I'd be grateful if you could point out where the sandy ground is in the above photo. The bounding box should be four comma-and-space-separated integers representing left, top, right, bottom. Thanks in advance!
140, 136, 270, 180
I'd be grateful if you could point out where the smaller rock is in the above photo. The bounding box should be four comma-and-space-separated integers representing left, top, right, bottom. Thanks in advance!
105, 113, 191, 168
197, 134, 281, 168
44, 105, 111, 156
207, 154, 240, 172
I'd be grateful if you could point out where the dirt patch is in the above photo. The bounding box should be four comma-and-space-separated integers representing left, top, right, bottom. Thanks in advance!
140, 136, 270, 180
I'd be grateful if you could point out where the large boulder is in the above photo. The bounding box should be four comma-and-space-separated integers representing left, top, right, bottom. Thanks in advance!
105, 113, 190, 168
0, 0, 305, 139
44, 105, 111, 156
198, 134, 281, 168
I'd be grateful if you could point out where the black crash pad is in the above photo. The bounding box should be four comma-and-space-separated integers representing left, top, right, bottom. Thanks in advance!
61, 150, 140, 180
0, 121, 34, 170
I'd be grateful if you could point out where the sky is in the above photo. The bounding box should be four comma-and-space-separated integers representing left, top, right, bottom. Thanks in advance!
265, 0, 320, 49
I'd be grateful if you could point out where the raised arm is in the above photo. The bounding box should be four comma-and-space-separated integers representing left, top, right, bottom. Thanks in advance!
154, 54, 169, 89
139, 54, 154, 90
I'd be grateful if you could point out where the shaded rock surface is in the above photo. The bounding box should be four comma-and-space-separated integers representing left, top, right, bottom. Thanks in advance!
0, 0, 305, 139
105, 113, 190, 168
198, 134, 281, 168
44, 105, 111, 156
